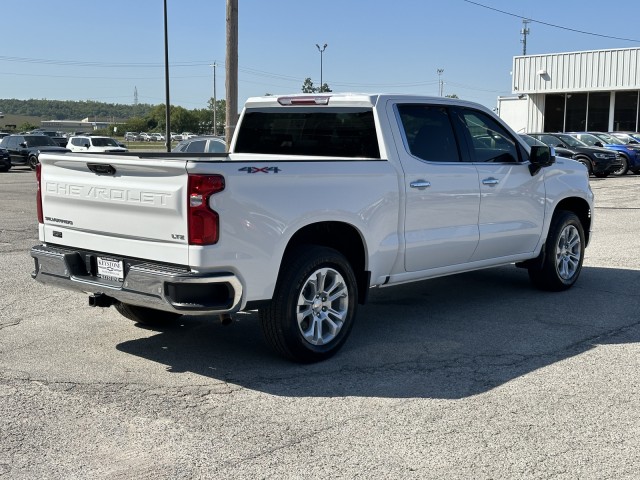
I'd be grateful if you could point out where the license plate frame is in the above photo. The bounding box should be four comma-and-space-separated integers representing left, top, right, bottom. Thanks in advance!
97, 256, 124, 282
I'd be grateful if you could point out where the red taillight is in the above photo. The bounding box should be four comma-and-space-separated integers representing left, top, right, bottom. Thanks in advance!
188, 174, 225, 245
36, 163, 44, 224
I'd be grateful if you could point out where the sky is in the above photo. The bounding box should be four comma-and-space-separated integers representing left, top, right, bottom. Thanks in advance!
2, 0, 640, 113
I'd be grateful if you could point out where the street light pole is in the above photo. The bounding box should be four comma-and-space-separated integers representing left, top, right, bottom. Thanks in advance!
437, 68, 444, 97
316, 43, 327, 92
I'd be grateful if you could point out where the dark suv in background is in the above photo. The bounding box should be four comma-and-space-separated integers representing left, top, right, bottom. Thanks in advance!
0, 134, 70, 169
526, 132, 621, 178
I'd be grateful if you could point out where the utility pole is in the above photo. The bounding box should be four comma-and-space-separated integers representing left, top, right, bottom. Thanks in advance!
210, 62, 217, 135
163, 0, 171, 152
437, 68, 444, 96
521, 19, 530, 56
226, 0, 238, 149
316, 43, 327, 92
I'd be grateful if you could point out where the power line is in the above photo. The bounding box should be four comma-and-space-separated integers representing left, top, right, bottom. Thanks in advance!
462, 0, 640, 43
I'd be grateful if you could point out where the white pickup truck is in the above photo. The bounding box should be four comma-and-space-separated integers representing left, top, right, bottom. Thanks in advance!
31, 93, 594, 362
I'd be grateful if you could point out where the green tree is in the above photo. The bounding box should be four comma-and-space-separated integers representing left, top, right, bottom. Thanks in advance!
302, 77, 316, 93
122, 117, 149, 133
171, 106, 199, 134
206, 98, 227, 135
19, 122, 38, 131
301, 78, 332, 93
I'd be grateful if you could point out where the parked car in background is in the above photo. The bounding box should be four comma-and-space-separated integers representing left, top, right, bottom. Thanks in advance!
151, 133, 165, 142
609, 132, 640, 146
180, 132, 197, 139
29, 130, 68, 148
139, 133, 153, 142
172, 135, 226, 153
171, 132, 182, 141
567, 132, 640, 175
124, 132, 140, 141
66, 136, 128, 153
526, 132, 621, 178
0, 147, 10, 172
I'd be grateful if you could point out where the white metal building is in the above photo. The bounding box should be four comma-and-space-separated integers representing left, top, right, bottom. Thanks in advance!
497, 47, 640, 133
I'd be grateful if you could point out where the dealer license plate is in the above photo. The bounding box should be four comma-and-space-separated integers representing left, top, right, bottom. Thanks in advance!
97, 256, 124, 282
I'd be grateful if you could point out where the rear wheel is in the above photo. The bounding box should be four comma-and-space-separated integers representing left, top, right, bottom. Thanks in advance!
114, 302, 182, 326
259, 246, 358, 363
611, 155, 628, 176
28, 155, 39, 170
528, 211, 585, 291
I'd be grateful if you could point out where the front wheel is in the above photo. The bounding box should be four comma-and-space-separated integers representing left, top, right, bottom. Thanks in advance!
114, 302, 182, 326
528, 211, 585, 291
259, 246, 358, 363
612, 155, 628, 176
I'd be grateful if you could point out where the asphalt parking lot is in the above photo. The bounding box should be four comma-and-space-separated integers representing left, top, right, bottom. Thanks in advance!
1, 167, 639, 479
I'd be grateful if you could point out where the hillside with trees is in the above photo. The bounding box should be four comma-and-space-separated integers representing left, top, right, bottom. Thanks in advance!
0, 98, 227, 136
0, 99, 153, 121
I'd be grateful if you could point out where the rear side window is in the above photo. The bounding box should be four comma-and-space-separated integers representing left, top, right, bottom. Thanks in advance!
186, 140, 206, 152
397, 105, 460, 162
234, 108, 380, 158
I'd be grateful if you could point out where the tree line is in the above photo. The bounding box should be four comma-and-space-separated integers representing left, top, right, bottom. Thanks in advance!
0, 98, 227, 136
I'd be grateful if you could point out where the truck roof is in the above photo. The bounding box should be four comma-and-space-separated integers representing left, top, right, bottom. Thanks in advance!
243, 93, 492, 112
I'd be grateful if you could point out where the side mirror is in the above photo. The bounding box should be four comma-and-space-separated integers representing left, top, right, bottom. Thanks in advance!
528, 145, 555, 175
84, 144, 90, 149
594, 141, 604, 148
19, 142, 27, 148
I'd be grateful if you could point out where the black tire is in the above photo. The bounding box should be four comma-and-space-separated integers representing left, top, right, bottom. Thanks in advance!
593, 172, 609, 178
259, 246, 358, 363
28, 155, 39, 170
528, 211, 585, 292
575, 157, 592, 175
611, 155, 628, 176
114, 301, 182, 326
0, 166, 9, 173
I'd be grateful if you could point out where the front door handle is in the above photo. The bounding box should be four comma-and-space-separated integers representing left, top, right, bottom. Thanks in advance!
482, 177, 499, 186
410, 180, 431, 190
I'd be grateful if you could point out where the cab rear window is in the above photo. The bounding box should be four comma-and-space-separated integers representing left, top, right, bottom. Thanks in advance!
234, 108, 380, 158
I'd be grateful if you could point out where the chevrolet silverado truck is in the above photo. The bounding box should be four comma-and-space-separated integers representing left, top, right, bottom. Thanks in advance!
31, 94, 594, 362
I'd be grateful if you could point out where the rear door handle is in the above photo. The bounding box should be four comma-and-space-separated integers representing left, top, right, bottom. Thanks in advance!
410, 180, 431, 190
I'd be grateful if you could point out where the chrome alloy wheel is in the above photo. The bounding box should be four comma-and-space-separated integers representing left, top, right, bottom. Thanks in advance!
555, 224, 581, 280
297, 267, 349, 346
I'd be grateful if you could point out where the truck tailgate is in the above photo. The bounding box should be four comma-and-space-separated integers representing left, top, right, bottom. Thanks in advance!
39, 153, 190, 265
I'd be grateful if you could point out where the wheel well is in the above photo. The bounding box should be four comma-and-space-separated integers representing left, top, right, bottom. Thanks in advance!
282, 222, 369, 303
555, 197, 592, 245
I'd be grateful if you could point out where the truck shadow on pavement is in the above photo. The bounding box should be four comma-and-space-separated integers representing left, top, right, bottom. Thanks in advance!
116, 265, 640, 399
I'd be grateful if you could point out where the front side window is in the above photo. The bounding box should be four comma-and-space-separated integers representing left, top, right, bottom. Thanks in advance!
459, 110, 519, 163
397, 104, 460, 162
206, 140, 226, 153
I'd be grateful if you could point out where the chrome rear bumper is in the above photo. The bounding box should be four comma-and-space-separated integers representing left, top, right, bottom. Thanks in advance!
31, 244, 243, 315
